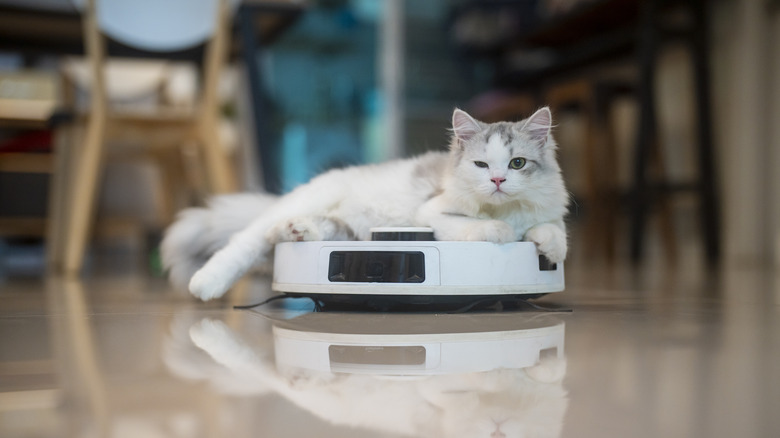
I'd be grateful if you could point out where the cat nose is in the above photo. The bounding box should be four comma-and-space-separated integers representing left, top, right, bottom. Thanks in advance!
491, 177, 506, 188
490, 430, 506, 438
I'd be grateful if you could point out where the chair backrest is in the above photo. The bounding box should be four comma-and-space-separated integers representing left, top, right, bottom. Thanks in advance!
75, 0, 235, 113
72, 0, 237, 52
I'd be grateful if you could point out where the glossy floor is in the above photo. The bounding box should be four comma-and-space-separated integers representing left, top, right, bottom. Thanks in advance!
1, 263, 778, 438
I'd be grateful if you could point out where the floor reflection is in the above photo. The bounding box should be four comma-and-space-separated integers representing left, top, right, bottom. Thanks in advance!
164, 307, 569, 438
36, 279, 232, 438
3, 266, 778, 437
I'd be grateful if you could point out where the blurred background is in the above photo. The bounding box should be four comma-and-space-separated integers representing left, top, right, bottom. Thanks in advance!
0, 0, 778, 279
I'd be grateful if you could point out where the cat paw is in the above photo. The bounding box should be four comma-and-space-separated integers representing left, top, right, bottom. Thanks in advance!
524, 223, 567, 263
267, 218, 322, 243
465, 220, 516, 243
189, 267, 234, 301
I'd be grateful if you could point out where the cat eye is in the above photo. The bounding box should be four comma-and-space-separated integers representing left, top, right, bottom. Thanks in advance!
509, 157, 526, 169
474, 161, 489, 168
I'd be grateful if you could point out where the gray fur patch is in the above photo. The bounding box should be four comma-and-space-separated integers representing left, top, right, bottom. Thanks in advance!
483, 122, 515, 147
412, 152, 449, 194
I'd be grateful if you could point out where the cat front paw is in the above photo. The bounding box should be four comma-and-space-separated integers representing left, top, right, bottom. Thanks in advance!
524, 223, 567, 263
189, 266, 235, 301
465, 220, 516, 243
266, 218, 322, 243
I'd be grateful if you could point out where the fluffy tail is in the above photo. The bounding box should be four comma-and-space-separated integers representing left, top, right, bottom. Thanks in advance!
160, 193, 278, 291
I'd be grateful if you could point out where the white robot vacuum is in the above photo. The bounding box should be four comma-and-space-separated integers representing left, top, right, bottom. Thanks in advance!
271, 227, 564, 310
267, 311, 565, 376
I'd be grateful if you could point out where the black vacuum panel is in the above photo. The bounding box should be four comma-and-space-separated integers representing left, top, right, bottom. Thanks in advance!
328, 251, 425, 283
371, 230, 435, 241
539, 255, 558, 271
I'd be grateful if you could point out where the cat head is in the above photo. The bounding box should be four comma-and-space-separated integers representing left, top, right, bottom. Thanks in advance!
448, 108, 566, 210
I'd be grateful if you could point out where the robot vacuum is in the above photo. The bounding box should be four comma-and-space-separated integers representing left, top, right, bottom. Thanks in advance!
266, 311, 565, 376
271, 227, 564, 310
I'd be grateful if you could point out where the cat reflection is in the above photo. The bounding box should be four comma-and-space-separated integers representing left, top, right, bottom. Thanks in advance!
164, 316, 568, 438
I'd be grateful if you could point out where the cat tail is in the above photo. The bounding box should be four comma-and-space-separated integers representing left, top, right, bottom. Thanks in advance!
160, 193, 278, 291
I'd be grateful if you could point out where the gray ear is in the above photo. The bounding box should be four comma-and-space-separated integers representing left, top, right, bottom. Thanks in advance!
522, 107, 553, 146
452, 108, 482, 145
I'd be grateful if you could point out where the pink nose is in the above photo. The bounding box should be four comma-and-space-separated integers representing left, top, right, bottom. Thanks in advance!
491, 177, 506, 188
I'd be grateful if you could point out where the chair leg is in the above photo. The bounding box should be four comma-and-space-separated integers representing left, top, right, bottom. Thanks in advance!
46, 124, 78, 272
198, 123, 236, 194
199, 0, 236, 195
180, 141, 210, 202
593, 85, 619, 263
61, 114, 107, 274
155, 148, 187, 225
630, 1, 660, 264
649, 138, 678, 263
690, 0, 720, 265
582, 96, 608, 260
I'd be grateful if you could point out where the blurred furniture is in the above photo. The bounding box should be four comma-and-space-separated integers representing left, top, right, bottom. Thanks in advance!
0, 0, 305, 194
0, 71, 69, 240
467, 90, 539, 124
453, 0, 720, 265
0, 0, 304, 273
629, 0, 719, 266
545, 78, 678, 263
47, 0, 239, 275
237, 1, 305, 194
545, 79, 624, 262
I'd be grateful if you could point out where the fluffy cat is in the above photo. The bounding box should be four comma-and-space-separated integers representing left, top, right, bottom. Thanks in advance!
167, 316, 568, 438
161, 107, 569, 300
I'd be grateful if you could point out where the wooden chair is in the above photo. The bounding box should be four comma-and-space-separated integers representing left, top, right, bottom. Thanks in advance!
48, 0, 238, 275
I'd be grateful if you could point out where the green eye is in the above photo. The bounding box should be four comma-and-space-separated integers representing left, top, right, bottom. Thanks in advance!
474, 161, 489, 168
509, 157, 526, 169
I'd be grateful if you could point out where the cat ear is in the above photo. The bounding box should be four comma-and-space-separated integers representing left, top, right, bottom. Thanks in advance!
522, 106, 553, 146
452, 108, 482, 146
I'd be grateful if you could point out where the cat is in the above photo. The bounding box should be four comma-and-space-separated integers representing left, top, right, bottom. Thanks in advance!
161, 107, 570, 300
167, 316, 569, 438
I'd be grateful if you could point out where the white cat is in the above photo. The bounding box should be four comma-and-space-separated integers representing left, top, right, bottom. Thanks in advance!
173, 317, 568, 438
161, 107, 570, 300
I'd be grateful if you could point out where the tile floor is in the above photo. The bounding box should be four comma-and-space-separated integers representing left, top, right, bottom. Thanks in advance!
0, 261, 778, 438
